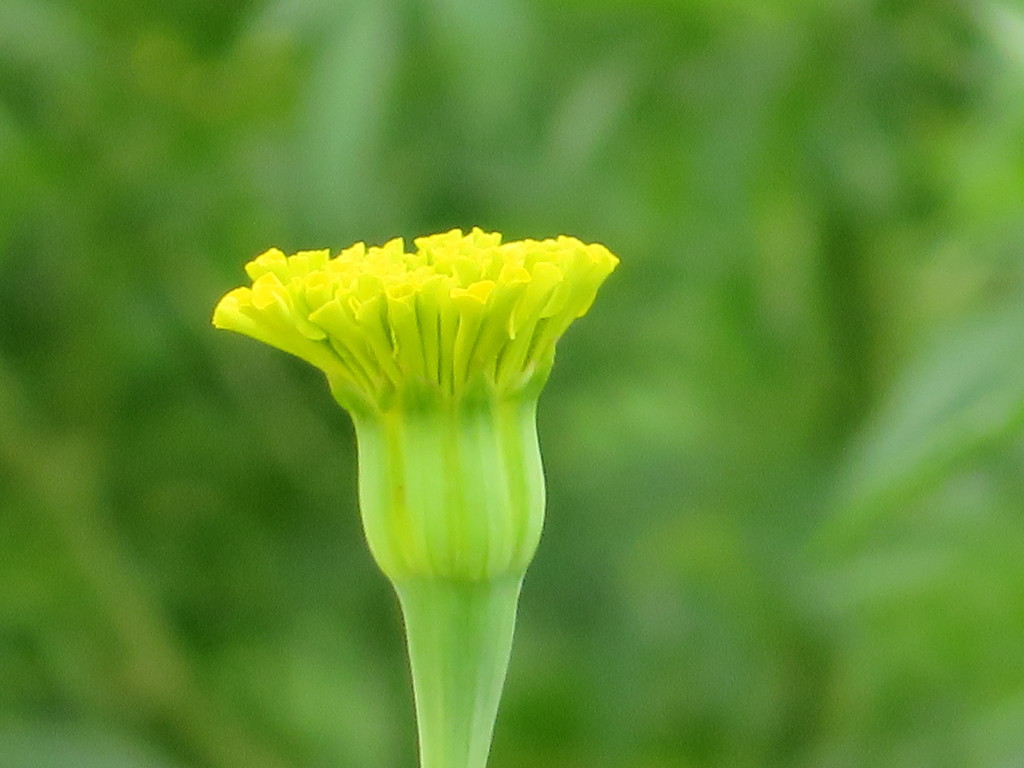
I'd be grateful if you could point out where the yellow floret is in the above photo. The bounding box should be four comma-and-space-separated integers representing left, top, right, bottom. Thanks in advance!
212, 227, 618, 413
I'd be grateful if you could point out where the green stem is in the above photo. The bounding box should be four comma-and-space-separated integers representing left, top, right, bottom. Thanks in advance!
395, 575, 523, 768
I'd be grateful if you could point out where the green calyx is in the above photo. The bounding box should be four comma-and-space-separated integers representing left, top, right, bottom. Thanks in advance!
353, 389, 544, 584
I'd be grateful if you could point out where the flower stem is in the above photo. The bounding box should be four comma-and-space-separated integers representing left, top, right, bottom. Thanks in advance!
394, 575, 523, 768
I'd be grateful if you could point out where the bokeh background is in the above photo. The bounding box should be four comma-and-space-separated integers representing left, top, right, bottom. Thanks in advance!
3, 0, 1024, 766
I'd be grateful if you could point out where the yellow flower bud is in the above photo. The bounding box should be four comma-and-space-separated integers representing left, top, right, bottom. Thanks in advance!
213, 227, 618, 415
212, 227, 618, 768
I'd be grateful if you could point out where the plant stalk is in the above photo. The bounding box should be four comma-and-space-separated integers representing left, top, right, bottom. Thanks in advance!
394, 575, 522, 768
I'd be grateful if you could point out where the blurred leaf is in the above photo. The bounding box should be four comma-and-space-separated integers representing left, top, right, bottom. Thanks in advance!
0, 723, 183, 768
0, 0, 96, 72
422, 0, 534, 140
822, 299, 1024, 549
291, 0, 400, 238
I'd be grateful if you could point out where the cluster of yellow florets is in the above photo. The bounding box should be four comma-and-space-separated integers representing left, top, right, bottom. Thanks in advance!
213, 228, 618, 411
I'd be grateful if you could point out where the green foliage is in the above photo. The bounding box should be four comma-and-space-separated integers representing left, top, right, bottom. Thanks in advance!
2, 0, 1023, 766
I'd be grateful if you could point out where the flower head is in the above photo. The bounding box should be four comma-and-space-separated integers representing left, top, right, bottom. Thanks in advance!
212, 228, 619, 768
213, 228, 618, 413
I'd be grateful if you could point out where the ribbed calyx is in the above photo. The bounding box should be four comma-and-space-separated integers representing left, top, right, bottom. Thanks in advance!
353, 390, 544, 583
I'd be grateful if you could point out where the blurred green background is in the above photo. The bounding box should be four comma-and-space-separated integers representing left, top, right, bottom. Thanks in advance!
2, 0, 1024, 766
